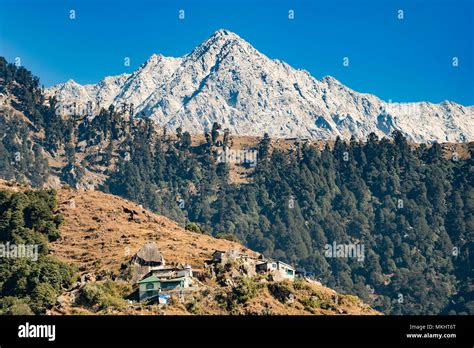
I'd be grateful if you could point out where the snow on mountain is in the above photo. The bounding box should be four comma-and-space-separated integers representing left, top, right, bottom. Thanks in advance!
47, 73, 130, 114
45, 29, 474, 142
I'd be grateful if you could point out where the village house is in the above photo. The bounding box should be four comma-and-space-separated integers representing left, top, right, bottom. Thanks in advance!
256, 259, 295, 280
209, 249, 242, 264
138, 270, 193, 302
295, 268, 315, 278
147, 264, 193, 279
208, 249, 296, 281
133, 243, 195, 302
137, 265, 194, 302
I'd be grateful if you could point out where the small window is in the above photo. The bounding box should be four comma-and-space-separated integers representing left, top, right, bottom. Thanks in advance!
272, 263, 277, 268
146, 283, 154, 290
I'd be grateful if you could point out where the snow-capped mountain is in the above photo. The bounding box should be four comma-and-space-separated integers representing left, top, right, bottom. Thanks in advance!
46, 29, 474, 142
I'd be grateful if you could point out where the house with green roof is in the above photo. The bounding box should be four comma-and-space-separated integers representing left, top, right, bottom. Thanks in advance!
138, 272, 192, 302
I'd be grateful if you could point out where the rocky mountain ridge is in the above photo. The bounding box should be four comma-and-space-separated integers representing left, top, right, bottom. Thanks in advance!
46, 29, 474, 143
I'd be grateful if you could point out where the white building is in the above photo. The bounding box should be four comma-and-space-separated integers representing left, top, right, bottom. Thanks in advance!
256, 260, 295, 280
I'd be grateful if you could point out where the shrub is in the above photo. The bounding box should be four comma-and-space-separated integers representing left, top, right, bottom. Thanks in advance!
185, 223, 204, 233
232, 277, 262, 304
293, 277, 310, 291
185, 298, 201, 314
268, 282, 294, 303
79, 281, 127, 310
300, 296, 320, 311
300, 294, 334, 311
30, 283, 57, 314
10, 303, 34, 315
215, 233, 241, 243
0, 297, 34, 315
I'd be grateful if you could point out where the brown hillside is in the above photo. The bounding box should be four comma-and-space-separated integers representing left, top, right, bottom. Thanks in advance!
50, 188, 252, 276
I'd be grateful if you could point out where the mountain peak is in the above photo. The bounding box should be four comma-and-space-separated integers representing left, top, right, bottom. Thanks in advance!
65, 79, 79, 85
210, 28, 240, 39
138, 53, 181, 74
198, 28, 248, 51
185, 28, 257, 64
46, 30, 474, 143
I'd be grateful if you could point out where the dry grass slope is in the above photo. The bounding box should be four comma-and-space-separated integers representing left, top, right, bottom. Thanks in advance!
51, 188, 252, 275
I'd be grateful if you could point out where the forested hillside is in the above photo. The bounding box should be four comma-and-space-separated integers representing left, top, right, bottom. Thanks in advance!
103, 125, 473, 315
0, 57, 69, 186
1, 57, 472, 315
0, 185, 76, 314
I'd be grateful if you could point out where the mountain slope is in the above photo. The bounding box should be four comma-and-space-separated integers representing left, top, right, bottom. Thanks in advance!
51, 185, 378, 315
51, 186, 250, 275
46, 29, 474, 143
0, 180, 378, 315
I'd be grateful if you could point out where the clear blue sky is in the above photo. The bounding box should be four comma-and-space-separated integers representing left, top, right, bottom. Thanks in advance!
0, 0, 473, 105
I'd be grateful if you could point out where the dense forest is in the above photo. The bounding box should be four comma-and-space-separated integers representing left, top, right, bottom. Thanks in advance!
1, 56, 472, 315
103, 122, 473, 315
0, 57, 68, 185
0, 188, 76, 314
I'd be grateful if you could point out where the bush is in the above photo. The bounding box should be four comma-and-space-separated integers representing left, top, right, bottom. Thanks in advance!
30, 283, 57, 314
10, 302, 34, 315
185, 223, 204, 234
300, 296, 320, 311
300, 294, 333, 311
79, 281, 128, 310
119, 262, 134, 281
185, 298, 201, 314
293, 278, 310, 291
0, 297, 34, 315
217, 277, 265, 314
232, 277, 262, 304
268, 282, 294, 303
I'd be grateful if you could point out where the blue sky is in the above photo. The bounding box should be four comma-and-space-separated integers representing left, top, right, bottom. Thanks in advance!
0, 0, 473, 105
